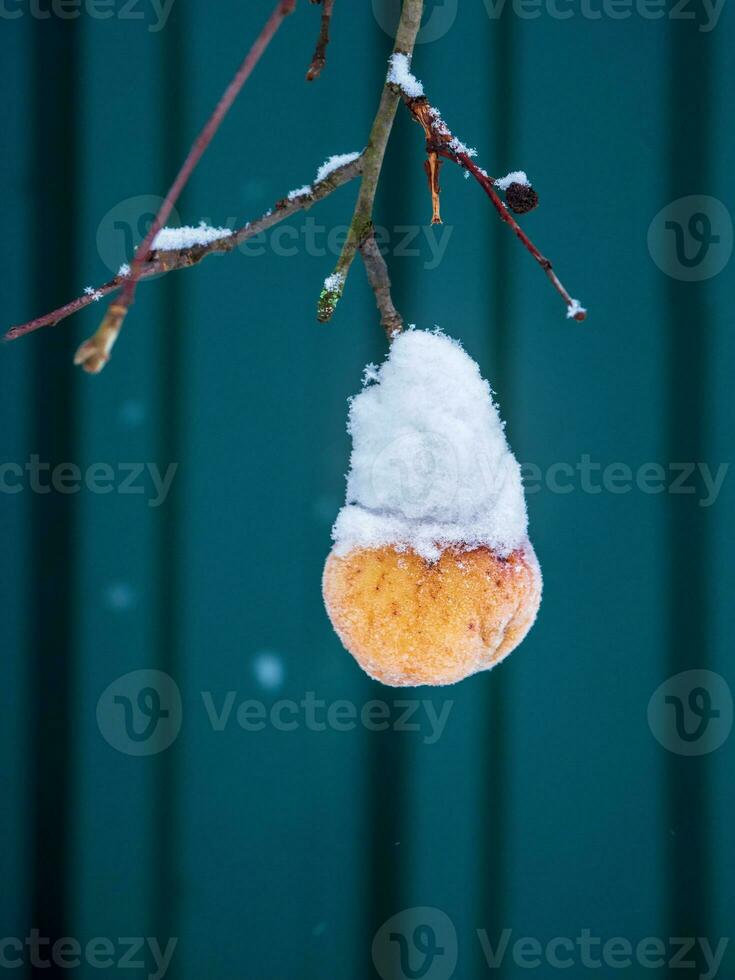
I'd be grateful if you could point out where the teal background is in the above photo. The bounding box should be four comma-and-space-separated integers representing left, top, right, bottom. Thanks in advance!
1, 1, 734, 977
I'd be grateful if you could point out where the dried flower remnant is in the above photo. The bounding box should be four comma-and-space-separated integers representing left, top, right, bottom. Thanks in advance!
504, 182, 539, 215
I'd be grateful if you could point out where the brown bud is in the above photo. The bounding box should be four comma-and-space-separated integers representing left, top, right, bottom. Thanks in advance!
504, 182, 539, 215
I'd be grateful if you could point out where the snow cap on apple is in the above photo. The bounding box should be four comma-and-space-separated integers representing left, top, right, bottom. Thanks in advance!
323, 329, 542, 687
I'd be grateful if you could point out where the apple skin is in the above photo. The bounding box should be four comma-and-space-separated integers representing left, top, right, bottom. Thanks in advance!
323, 542, 542, 687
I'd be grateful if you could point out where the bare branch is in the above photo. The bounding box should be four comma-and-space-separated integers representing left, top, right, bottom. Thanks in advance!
402, 95, 587, 321
453, 153, 586, 319
306, 0, 335, 81
4, 155, 365, 346
73, 0, 296, 372
359, 231, 404, 340
316, 0, 425, 322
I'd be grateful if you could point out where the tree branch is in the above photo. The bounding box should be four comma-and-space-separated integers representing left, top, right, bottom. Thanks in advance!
448, 150, 586, 319
4, 155, 364, 344
316, 0, 424, 322
73, 0, 297, 373
6, 0, 588, 373
306, 0, 335, 81
394, 76, 587, 320
360, 231, 403, 340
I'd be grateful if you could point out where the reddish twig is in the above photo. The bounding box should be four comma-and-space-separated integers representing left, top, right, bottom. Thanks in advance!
453, 150, 585, 318
403, 94, 587, 321
5, 282, 125, 341
306, 0, 335, 81
4, 154, 365, 344
73, 0, 297, 373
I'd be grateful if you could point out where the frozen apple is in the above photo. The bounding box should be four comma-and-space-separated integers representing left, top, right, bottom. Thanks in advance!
322, 329, 542, 687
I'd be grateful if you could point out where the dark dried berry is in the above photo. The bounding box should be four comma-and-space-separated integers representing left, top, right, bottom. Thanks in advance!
505, 182, 539, 214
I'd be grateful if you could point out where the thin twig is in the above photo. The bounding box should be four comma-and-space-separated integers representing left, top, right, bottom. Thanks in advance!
316, 0, 424, 322
359, 231, 403, 340
4, 155, 364, 344
451, 152, 585, 318
403, 95, 587, 320
74, 0, 297, 373
306, 0, 335, 81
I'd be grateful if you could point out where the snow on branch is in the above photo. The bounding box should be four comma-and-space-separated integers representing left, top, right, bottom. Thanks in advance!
390, 66, 587, 321
5, 0, 588, 376
73, 0, 297, 373
5, 154, 365, 349
316, 0, 424, 323
386, 52, 424, 98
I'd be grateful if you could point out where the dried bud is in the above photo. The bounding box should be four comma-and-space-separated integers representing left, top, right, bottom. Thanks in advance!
73, 303, 127, 374
504, 182, 539, 215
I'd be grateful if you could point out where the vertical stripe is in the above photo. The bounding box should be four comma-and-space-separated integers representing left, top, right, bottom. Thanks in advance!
28, 10, 79, 978
366, 18, 411, 976
665, 23, 712, 958
153, 9, 187, 972
475, 9, 516, 976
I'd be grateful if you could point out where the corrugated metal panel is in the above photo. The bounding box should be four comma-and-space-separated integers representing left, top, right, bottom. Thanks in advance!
0, 3, 732, 979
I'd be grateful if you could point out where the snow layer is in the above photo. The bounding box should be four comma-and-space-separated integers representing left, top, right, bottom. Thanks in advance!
332, 330, 528, 563
315, 152, 362, 184
152, 221, 232, 251
566, 298, 587, 319
387, 53, 424, 98
288, 184, 312, 200
495, 171, 530, 191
